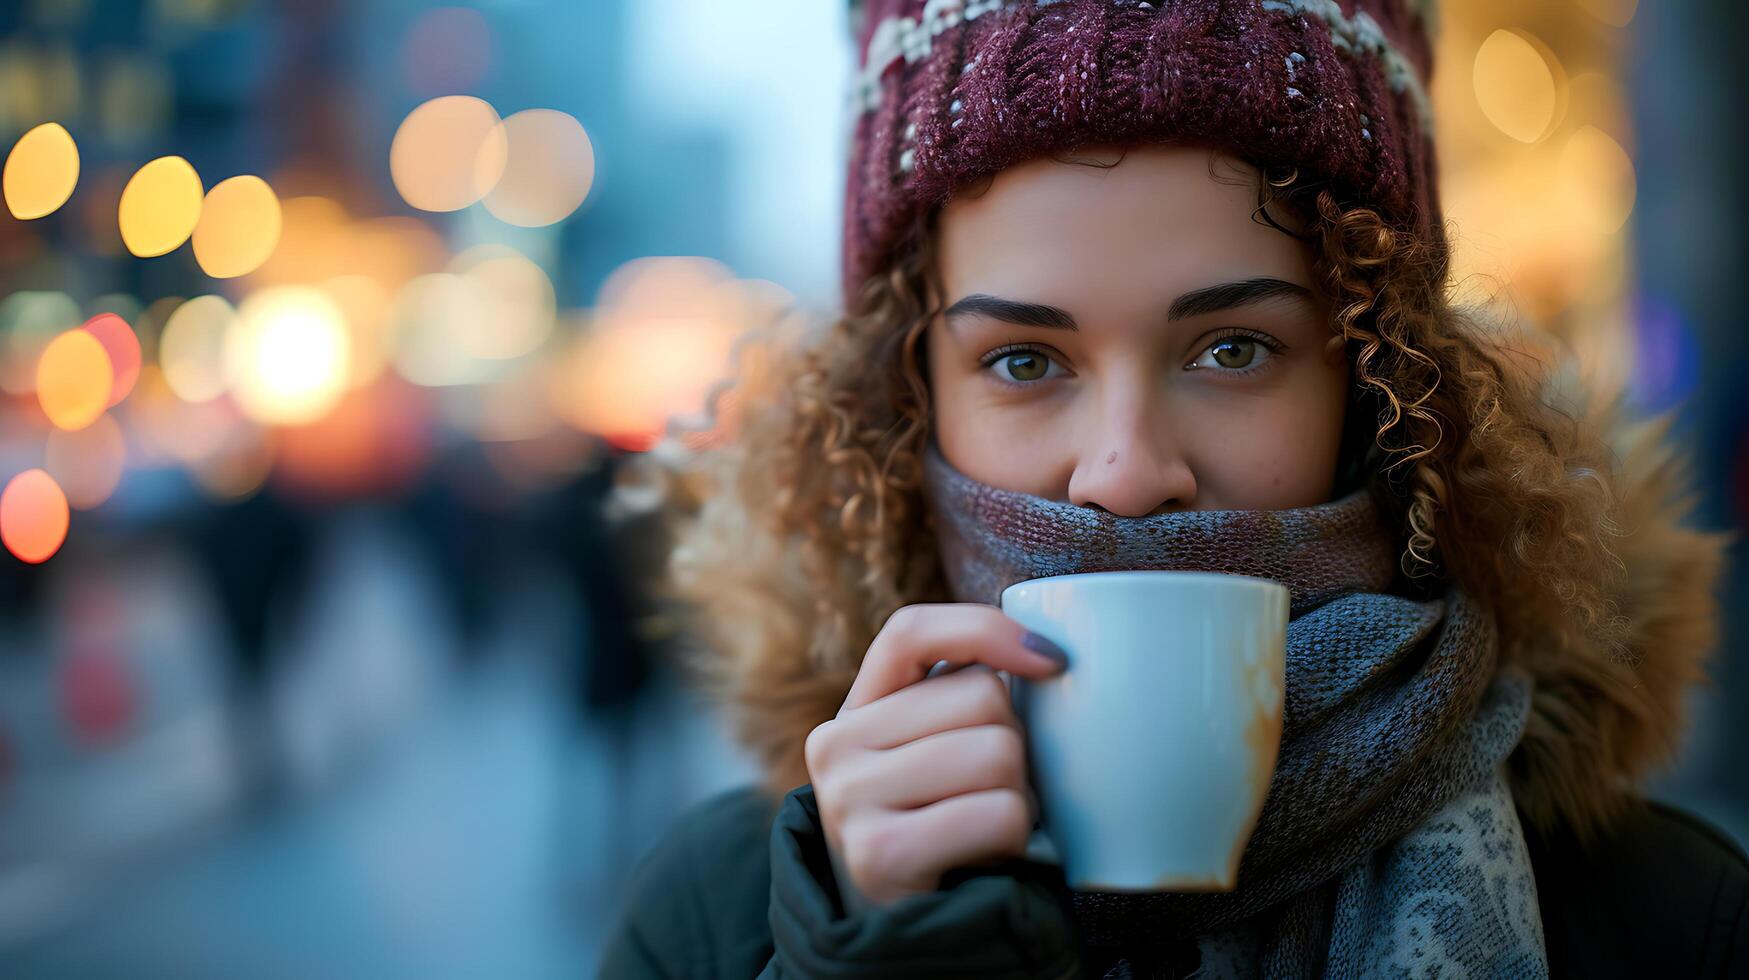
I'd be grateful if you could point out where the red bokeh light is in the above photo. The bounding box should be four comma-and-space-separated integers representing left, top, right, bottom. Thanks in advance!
82, 312, 142, 406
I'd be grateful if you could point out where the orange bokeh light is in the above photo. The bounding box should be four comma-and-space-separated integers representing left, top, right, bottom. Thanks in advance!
2, 469, 71, 564
37, 329, 115, 431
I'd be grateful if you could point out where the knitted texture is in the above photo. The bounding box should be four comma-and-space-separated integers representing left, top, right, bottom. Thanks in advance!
842, 0, 1444, 311
919, 442, 1547, 975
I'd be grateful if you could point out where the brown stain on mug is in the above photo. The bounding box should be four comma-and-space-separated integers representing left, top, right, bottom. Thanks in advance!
1136, 649, 1282, 895
1223, 646, 1284, 891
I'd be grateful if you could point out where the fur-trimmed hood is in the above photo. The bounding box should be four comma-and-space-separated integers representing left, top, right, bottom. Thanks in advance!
1505, 406, 1730, 840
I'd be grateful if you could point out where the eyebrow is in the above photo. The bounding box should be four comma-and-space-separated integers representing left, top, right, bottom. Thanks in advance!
942, 277, 1314, 331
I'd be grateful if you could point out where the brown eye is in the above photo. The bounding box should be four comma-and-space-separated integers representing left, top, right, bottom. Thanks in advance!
1211, 339, 1256, 368
1189, 335, 1278, 373
998, 352, 1049, 382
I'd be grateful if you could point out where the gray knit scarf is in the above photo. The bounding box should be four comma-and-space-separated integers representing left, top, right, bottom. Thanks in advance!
920, 444, 1548, 978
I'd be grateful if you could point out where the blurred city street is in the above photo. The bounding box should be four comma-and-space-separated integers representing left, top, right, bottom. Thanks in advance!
2, 508, 759, 977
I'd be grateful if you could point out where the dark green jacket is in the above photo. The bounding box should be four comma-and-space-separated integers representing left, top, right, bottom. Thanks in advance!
598, 783, 1749, 979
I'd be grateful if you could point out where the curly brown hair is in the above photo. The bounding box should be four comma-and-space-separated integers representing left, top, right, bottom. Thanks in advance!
629, 148, 1682, 838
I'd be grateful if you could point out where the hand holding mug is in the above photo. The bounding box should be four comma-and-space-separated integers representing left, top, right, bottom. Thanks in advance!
803, 603, 1069, 911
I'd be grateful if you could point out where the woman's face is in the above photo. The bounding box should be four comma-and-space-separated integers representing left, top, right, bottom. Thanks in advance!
927, 144, 1351, 515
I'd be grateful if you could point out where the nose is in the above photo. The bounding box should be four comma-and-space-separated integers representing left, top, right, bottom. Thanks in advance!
1065, 397, 1197, 517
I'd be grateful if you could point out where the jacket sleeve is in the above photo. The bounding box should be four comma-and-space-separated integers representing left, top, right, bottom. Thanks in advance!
761, 784, 1087, 979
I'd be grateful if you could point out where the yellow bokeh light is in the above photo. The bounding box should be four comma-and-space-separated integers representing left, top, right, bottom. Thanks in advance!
118, 155, 204, 257
390, 95, 509, 212
1, 469, 70, 564
483, 109, 594, 227
36, 329, 114, 431
225, 286, 351, 426
159, 295, 238, 403
45, 412, 126, 510
1558, 126, 1637, 236
1472, 30, 1561, 144
192, 175, 284, 279
4, 121, 79, 219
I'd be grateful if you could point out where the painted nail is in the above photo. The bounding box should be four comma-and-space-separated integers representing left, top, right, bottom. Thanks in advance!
1020, 631, 1070, 669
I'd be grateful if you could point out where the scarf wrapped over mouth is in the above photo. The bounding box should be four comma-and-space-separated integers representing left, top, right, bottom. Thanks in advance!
919, 443, 1545, 976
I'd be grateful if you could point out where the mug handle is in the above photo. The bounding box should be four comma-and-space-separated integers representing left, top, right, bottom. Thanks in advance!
1002, 668, 1061, 868
1023, 826, 1061, 866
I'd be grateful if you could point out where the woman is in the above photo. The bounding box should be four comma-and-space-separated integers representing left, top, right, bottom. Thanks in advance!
600, 0, 1747, 976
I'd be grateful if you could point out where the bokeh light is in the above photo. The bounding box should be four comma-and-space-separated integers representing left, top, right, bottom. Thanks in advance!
390, 95, 508, 213
1, 468, 70, 564
37, 328, 115, 431
192, 174, 284, 278
1558, 125, 1637, 235
45, 411, 126, 510
118, 155, 204, 257
449, 244, 556, 360
159, 295, 237, 403
401, 6, 492, 95
388, 272, 498, 387
81, 312, 142, 406
3, 121, 79, 219
1472, 30, 1562, 143
554, 257, 749, 450
226, 286, 351, 426
483, 109, 594, 227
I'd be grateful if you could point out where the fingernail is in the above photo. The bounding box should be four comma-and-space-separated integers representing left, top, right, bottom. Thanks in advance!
1020, 631, 1070, 669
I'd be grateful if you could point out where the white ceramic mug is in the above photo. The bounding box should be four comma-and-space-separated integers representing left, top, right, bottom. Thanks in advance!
999, 570, 1288, 892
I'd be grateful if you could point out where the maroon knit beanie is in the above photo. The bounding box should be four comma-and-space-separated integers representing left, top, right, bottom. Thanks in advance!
841, 0, 1444, 312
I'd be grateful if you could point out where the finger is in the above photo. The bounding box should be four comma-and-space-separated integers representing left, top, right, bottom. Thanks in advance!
832, 723, 1028, 812
859, 788, 1035, 891
838, 664, 1019, 751
843, 604, 1068, 712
